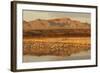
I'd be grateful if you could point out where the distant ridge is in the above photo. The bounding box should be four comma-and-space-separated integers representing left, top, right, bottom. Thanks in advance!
23, 17, 90, 37
23, 17, 90, 31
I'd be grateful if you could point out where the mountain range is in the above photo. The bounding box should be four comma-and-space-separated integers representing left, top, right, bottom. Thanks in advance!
23, 18, 90, 31
23, 17, 90, 37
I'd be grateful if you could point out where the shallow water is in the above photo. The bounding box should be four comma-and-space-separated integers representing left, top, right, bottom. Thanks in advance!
23, 50, 90, 62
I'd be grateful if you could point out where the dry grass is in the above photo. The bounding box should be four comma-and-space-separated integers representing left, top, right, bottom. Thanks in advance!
23, 37, 90, 56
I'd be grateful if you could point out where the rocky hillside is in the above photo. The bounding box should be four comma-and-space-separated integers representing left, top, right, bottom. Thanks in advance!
23, 17, 90, 37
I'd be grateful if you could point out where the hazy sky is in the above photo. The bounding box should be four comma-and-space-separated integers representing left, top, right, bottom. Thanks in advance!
23, 10, 91, 24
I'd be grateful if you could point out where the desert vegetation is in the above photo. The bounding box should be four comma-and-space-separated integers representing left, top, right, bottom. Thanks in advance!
23, 37, 90, 56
